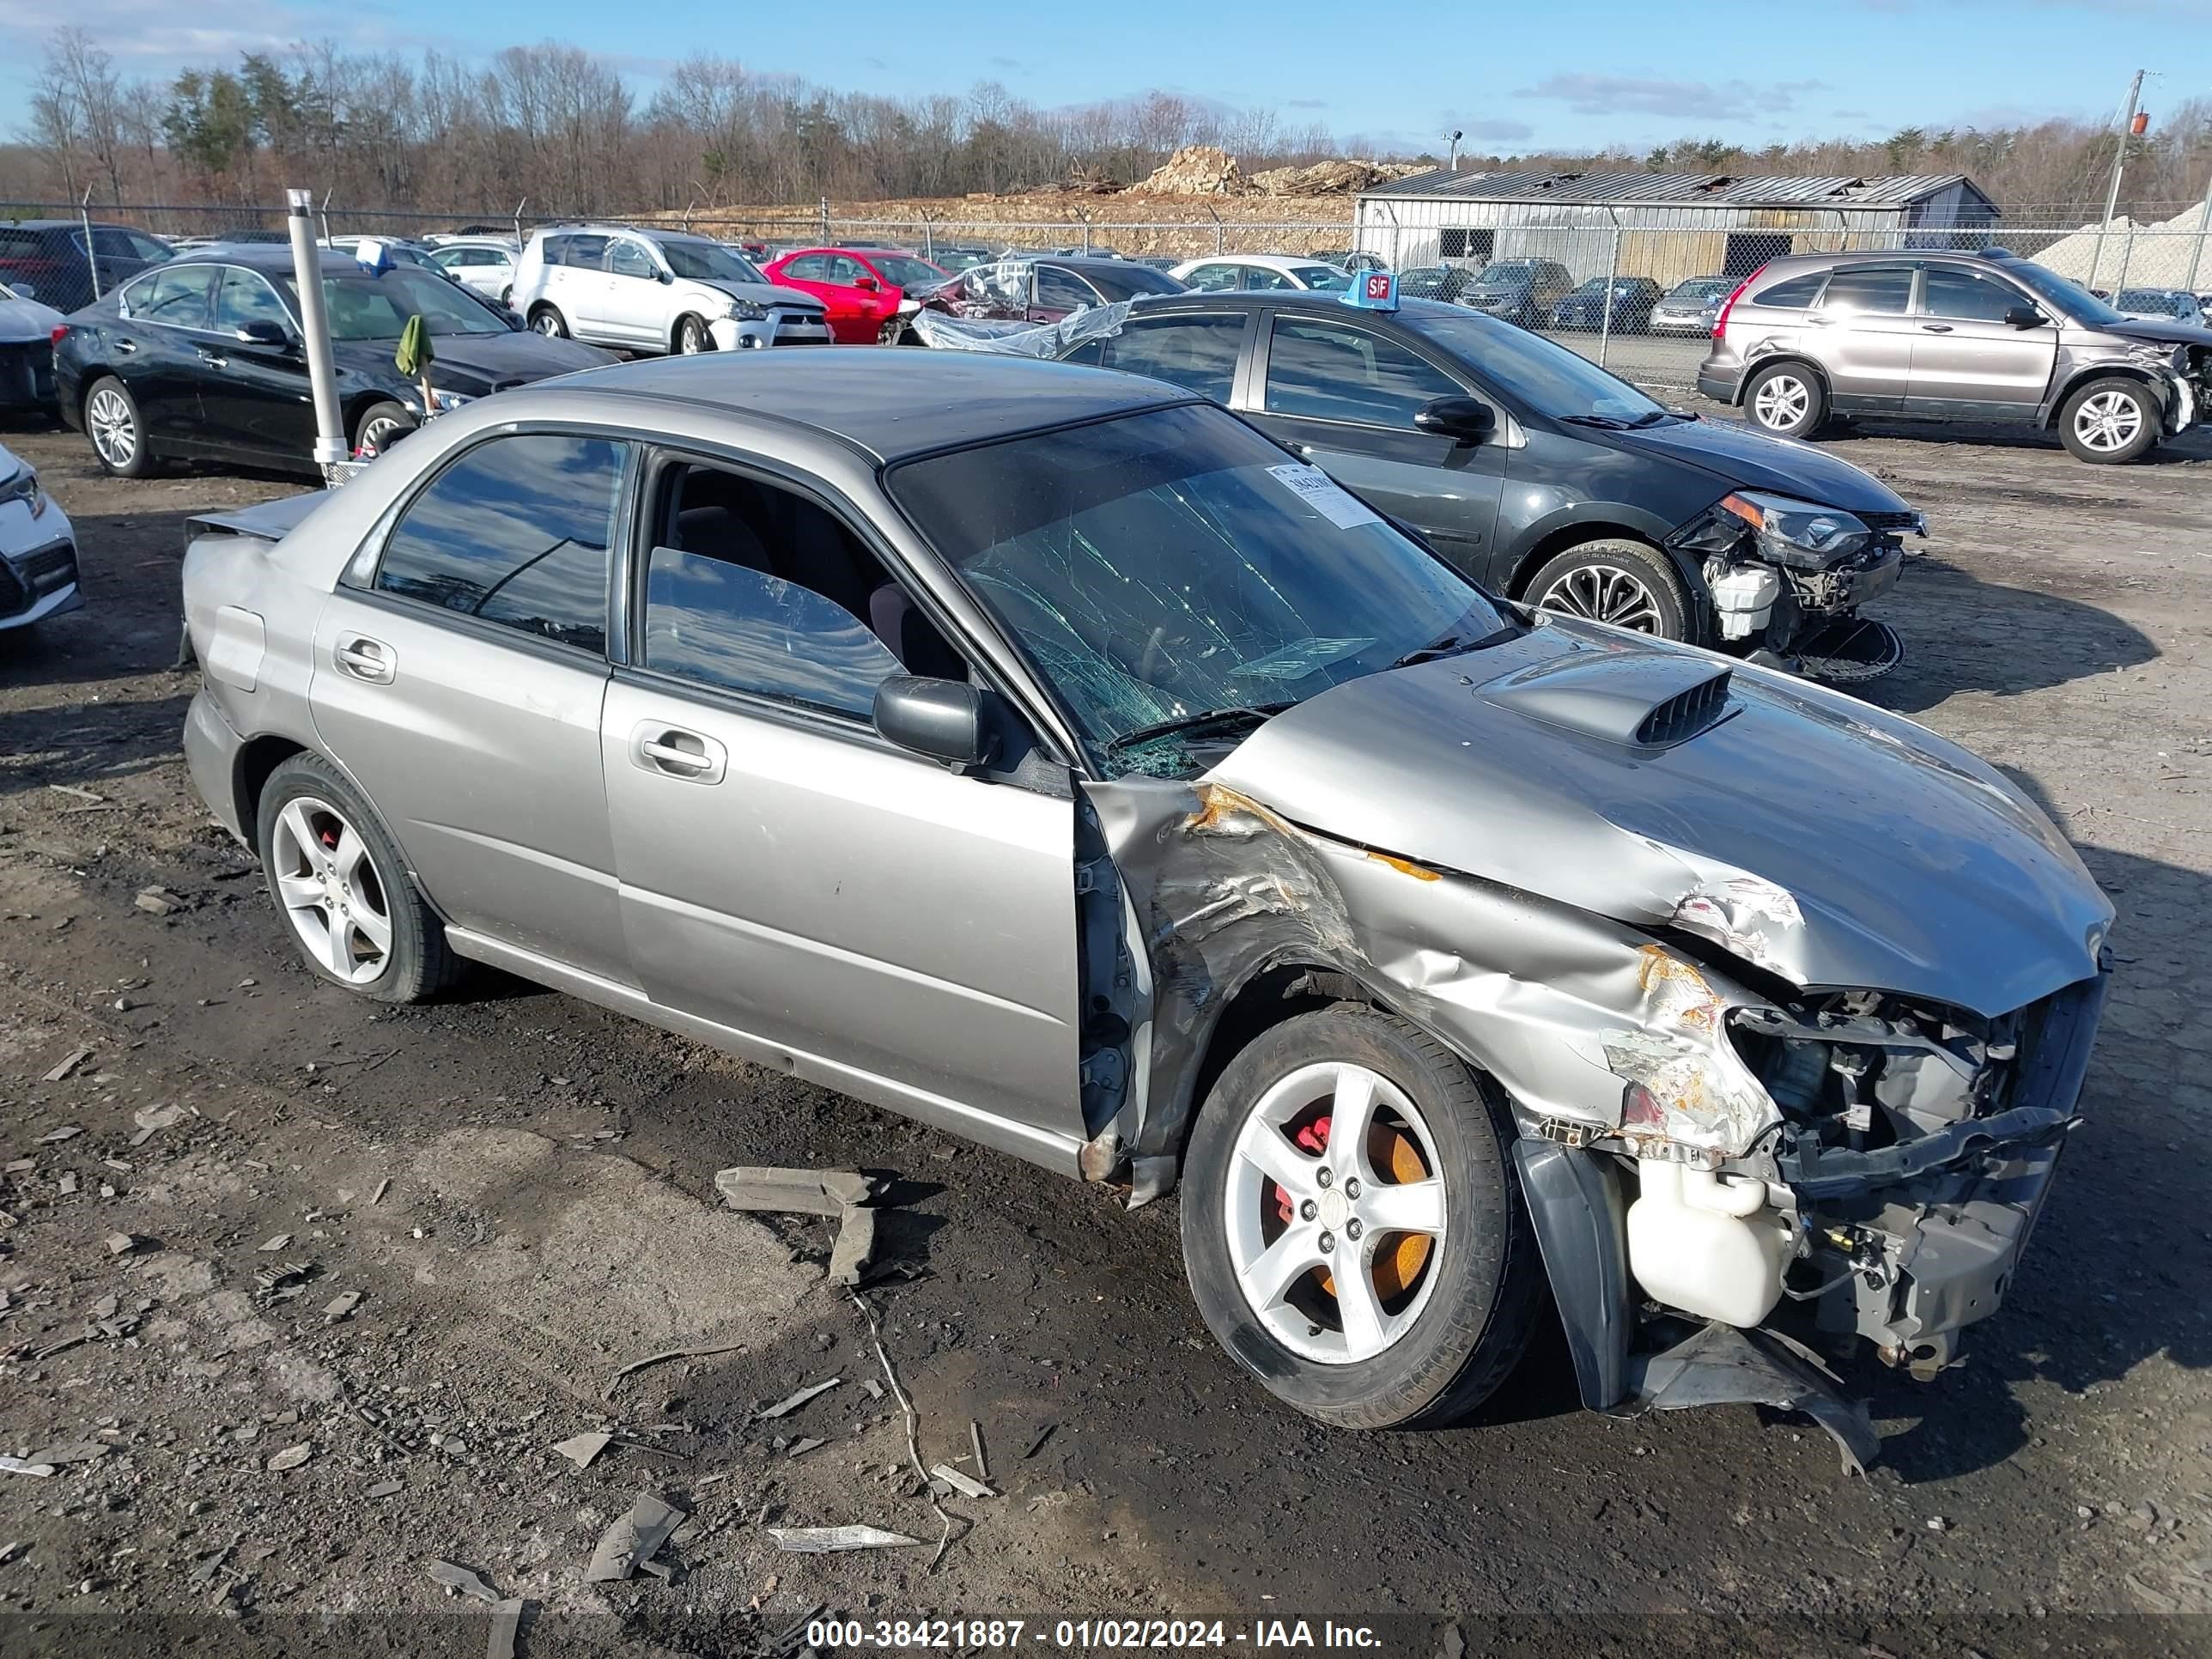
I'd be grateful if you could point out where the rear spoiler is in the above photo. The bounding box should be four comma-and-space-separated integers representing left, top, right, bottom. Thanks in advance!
185, 490, 329, 544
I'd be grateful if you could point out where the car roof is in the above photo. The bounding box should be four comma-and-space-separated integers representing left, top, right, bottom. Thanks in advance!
550, 349, 1188, 464
164, 246, 405, 274
1183, 253, 1328, 269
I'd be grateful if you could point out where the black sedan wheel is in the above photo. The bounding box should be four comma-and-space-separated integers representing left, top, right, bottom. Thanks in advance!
353, 401, 415, 459
1526, 538, 1692, 641
83, 376, 155, 478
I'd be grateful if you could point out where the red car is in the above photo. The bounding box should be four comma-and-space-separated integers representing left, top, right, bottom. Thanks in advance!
762, 247, 952, 343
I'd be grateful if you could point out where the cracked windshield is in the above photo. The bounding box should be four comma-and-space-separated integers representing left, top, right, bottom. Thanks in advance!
889, 403, 1508, 775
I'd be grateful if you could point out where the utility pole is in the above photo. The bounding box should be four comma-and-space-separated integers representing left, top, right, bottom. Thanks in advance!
2087, 70, 2146, 294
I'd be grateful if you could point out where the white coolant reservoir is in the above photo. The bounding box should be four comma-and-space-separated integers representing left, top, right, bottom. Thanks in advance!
1626, 1158, 1792, 1328
1707, 566, 1783, 641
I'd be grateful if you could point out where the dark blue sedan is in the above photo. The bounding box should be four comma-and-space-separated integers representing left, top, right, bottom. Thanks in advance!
1549, 277, 1662, 334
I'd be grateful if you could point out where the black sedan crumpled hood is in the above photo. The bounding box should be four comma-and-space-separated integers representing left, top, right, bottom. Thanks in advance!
1590, 416, 1912, 514
1206, 621, 2112, 1018
336, 331, 616, 398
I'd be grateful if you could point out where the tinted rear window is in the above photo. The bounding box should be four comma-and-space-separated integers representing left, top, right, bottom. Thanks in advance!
1819, 268, 1913, 315
1749, 271, 1825, 308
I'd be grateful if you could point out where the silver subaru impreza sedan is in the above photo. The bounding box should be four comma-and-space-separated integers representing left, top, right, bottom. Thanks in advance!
179, 350, 2110, 1463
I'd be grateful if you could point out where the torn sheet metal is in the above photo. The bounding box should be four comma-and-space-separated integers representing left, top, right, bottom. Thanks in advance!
1085, 775, 1791, 1182
585, 1492, 687, 1583
910, 299, 1138, 358
768, 1524, 921, 1553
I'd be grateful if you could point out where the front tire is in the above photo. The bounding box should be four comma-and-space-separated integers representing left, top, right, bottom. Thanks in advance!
675, 314, 713, 355
255, 753, 459, 1004
530, 305, 569, 339
352, 400, 415, 459
1179, 1006, 1540, 1430
1743, 362, 1827, 439
2059, 377, 2158, 464
1524, 538, 1693, 641
83, 376, 154, 477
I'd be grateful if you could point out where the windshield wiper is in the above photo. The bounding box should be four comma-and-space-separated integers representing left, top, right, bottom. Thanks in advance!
1559, 413, 1638, 429
1104, 702, 1292, 759
1391, 621, 1518, 668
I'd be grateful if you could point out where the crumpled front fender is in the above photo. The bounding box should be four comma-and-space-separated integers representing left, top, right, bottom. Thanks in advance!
1084, 778, 1784, 1200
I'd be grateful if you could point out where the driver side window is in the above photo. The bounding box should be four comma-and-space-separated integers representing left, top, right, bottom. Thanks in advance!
213, 268, 293, 336
610, 240, 657, 280
1263, 319, 1460, 428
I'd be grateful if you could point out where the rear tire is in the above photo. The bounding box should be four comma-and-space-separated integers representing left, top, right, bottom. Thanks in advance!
83, 376, 154, 478
1179, 1006, 1540, 1430
1523, 538, 1694, 641
255, 752, 459, 1005
530, 305, 568, 339
2058, 376, 2158, 464
1743, 362, 1827, 439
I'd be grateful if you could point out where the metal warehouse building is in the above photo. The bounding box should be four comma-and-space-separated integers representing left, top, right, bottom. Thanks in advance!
1352, 171, 2000, 288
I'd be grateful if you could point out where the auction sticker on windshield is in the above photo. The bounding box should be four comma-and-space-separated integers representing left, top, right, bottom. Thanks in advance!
1267, 464, 1381, 532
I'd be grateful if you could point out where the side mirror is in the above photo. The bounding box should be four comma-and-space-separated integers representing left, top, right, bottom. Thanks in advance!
5, 281, 33, 301
1413, 395, 1497, 441
657, 269, 674, 284
236, 319, 293, 349
855, 276, 881, 292
873, 675, 994, 767
2004, 305, 2045, 329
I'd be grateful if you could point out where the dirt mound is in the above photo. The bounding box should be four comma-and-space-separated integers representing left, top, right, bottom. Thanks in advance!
1249, 160, 1394, 197
1139, 144, 1244, 195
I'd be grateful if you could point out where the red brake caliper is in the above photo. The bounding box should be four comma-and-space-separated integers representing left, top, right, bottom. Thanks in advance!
1273, 1115, 1331, 1224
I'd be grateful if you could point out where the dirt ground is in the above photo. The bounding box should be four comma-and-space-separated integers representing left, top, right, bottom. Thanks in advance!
3, 406, 2211, 1658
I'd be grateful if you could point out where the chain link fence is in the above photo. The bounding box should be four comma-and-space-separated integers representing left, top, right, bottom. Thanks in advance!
9, 198, 2209, 399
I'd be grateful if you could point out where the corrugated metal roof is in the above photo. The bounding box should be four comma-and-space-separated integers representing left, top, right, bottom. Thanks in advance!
1366, 169, 1986, 210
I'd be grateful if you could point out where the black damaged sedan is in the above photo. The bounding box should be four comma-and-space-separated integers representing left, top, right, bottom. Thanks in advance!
54, 246, 614, 477
1051, 281, 1923, 678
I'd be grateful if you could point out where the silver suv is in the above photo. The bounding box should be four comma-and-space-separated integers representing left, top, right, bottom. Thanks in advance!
1699, 248, 2212, 464
510, 225, 830, 355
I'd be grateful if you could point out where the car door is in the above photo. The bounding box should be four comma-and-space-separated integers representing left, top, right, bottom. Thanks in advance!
1181, 263, 1241, 292
1030, 265, 1103, 323
1242, 311, 1508, 581
111, 264, 223, 448
774, 254, 861, 340
602, 237, 666, 348
599, 452, 1082, 1145
308, 430, 635, 983
1907, 266, 2057, 418
198, 266, 315, 459
554, 234, 612, 339
1804, 264, 1917, 410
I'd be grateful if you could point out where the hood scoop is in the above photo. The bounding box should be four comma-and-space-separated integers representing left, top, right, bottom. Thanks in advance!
1479, 648, 1734, 749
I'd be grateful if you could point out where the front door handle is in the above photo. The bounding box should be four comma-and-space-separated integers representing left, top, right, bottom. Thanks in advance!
113, 337, 137, 354
1919, 322, 1954, 333
197, 348, 228, 368
630, 722, 727, 785
333, 634, 395, 684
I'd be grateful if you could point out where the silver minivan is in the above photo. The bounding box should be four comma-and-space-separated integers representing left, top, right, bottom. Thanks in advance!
1698, 248, 2212, 464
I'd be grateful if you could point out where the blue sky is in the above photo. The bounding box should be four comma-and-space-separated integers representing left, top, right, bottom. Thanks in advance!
3, 0, 2207, 156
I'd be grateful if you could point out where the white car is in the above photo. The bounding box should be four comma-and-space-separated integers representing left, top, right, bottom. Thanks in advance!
320, 235, 452, 277
430, 237, 520, 303
0, 441, 80, 632
510, 226, 831, 355
1170, 254, 1355, 294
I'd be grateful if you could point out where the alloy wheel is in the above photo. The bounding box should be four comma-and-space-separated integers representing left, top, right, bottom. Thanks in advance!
269, 796, 393, 986
2071, 390, 2143, 453
1537, 563, 1665, 631
533, 312, 562, 336
87, 386, 137, 468
1752, 373, 1811, 430
356, 415, 407, 456
1223, 1061, 1449, 1365
678, 318, 709, 354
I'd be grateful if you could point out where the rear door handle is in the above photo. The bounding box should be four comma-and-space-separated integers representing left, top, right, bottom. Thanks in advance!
113, 337, 137, 354
1919, 322, 1954, 333
630, 722, 726, 785
333, 634, 395, 684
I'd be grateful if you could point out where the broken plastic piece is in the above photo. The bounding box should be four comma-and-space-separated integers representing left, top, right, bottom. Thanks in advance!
265, 1443, 313, 1472
0, 1457, 57, 1478
828, 1205, 878, 1286
585, 1492, 687, 1583
487, 1597, 525, 1659
757, 1377, 840, 1419
929, 1462, 997, 1500
552, 1431, 614, 1470
1625, 1321, 1879, 1476
42, 1048, 94, 1083
715, 1166, 881, 1216
428, 1559, 501, 1604
767, 1525, 921, 1553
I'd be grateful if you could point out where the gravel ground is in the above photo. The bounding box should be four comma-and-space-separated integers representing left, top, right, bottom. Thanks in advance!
2, 409, 2209, 1657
